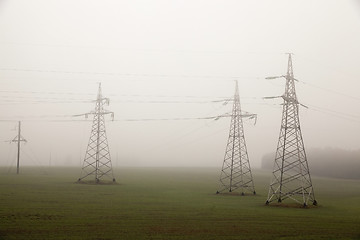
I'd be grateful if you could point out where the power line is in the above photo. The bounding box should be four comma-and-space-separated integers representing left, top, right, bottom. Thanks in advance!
0, 100, 91, 105
0, 89, 264, 102
1, 104, 358, 123
305, 104, 360, 123
0, 90, 94, 96
110, 100, 228, 104
0, 89, 267, 105
0, 67, 260, 80
0, 94, 234, 105
0, 42, 285, 56
0, 95, 93, 101
0, 114, 232, 123
112, 116, 223, 122
0, 99, 232, 106
137, 95, 239, 155
264, 95, 360, 123
266, 75, 360, 102
306, 103, 360, 119
0, 89, 236, 100
297, 79, 360, 102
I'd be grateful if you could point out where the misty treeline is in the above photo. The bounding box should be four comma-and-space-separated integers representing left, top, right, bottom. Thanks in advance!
261, 148, 360, 179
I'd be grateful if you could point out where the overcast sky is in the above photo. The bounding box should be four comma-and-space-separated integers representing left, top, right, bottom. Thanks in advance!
0, 0, 359, 169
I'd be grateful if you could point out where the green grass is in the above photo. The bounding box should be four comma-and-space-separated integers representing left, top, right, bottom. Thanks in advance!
0, 167, 359, 240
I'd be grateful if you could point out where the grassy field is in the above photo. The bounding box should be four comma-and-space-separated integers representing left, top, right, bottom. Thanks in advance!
0, 167, 359, 240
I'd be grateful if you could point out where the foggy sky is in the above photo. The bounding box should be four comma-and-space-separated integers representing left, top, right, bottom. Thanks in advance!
0, 0, 359, 168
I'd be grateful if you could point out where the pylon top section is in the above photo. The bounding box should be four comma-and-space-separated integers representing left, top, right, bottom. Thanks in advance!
284, 54, 298, 103
84, 83, 114, 119
286, 53, 294, 77
11, 122, 27, 144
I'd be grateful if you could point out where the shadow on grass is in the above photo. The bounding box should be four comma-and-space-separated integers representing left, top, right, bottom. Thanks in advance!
265, 202, 319, 209
75, 180, 119, 185
214, 192, 258, 197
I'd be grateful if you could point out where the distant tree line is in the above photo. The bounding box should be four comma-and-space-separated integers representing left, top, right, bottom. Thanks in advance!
261, 148, 360, 179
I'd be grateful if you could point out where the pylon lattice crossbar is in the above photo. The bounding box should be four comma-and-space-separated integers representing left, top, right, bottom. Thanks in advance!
266, 54, 317, 207
78, 83, 116, 184
217, 81, 256, 195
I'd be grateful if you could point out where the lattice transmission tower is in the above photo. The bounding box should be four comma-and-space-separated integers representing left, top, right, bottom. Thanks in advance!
265, 54, 317, 207
77, 83, 116, 184
216, 80, 256, 195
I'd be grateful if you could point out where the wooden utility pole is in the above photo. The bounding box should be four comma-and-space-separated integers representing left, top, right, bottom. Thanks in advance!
11, 121, 27, 174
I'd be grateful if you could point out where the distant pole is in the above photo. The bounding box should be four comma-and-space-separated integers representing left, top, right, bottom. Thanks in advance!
10, 121, 27, 175
49, 152, 52, 167
17, 121, 21, 174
